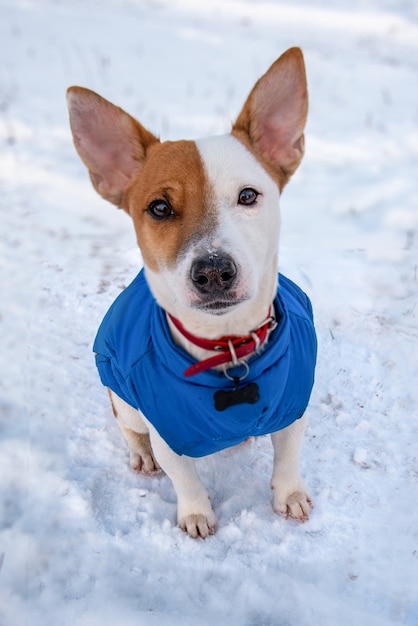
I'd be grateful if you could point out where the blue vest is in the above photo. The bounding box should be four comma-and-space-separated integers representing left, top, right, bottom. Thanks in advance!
93, 270, 317, 458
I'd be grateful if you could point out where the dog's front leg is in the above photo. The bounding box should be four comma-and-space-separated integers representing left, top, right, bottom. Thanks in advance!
144, 419, 217, 539
270, 413, 313, 522
108, 389, 160, 474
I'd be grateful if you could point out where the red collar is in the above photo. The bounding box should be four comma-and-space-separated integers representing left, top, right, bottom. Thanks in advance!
168, 309, 277, 377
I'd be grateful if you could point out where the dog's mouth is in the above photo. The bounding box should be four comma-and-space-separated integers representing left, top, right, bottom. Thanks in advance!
196, 296, 246, 314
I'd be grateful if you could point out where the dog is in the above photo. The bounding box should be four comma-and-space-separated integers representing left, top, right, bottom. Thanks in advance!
67, 47, 317, 538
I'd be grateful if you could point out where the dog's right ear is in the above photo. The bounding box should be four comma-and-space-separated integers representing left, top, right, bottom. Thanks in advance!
67, 87, 159, 208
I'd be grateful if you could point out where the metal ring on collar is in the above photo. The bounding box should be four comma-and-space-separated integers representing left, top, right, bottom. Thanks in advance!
223, 360, 250, 382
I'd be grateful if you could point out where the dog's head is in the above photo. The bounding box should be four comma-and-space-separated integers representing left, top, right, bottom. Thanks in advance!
67, 48, 308, 333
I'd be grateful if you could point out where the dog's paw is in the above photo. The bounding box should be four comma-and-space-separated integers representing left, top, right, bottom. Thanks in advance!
129, 433, 161, 475
179, 513, 217, 539
130, 450, 161, 475
272, 484, 313, 522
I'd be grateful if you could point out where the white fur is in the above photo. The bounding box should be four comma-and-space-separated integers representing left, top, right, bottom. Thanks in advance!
112, 391, 149, 434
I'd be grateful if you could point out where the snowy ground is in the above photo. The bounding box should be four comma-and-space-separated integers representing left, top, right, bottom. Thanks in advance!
1, 0, 418, 624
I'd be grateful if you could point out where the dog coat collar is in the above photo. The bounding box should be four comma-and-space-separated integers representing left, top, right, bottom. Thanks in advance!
167, 310, 277, 377
93, 270, 317, 458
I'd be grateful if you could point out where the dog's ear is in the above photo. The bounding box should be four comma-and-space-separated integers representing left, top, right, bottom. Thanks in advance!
67, 87, 159, 208
232, 47, 308, 185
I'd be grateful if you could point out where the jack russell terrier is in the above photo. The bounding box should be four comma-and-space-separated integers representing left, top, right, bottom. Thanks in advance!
67, 47, 317, 539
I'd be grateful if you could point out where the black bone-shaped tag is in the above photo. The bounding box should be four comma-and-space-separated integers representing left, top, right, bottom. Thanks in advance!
214, 382, 260, 411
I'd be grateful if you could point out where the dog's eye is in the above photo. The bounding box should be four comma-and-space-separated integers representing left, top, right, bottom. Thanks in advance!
238, 187, 259, 206
147, 199, 175, 221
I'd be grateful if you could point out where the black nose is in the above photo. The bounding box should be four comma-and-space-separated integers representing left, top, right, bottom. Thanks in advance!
191, 254, 237, 294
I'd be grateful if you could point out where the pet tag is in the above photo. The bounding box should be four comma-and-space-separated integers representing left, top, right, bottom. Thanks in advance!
214, 378, 260, 411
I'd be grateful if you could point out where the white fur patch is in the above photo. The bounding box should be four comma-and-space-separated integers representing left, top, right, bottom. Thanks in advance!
195, 134, 281, 308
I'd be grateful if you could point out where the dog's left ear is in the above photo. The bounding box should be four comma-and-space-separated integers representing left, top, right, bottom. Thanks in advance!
232, 47, 308, 185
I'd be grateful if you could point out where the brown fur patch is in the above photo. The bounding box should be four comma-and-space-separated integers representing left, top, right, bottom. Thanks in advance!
123, 140, 214, 271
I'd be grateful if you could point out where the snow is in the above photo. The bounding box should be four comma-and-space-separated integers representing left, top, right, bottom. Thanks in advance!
1, 0, 417, 624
